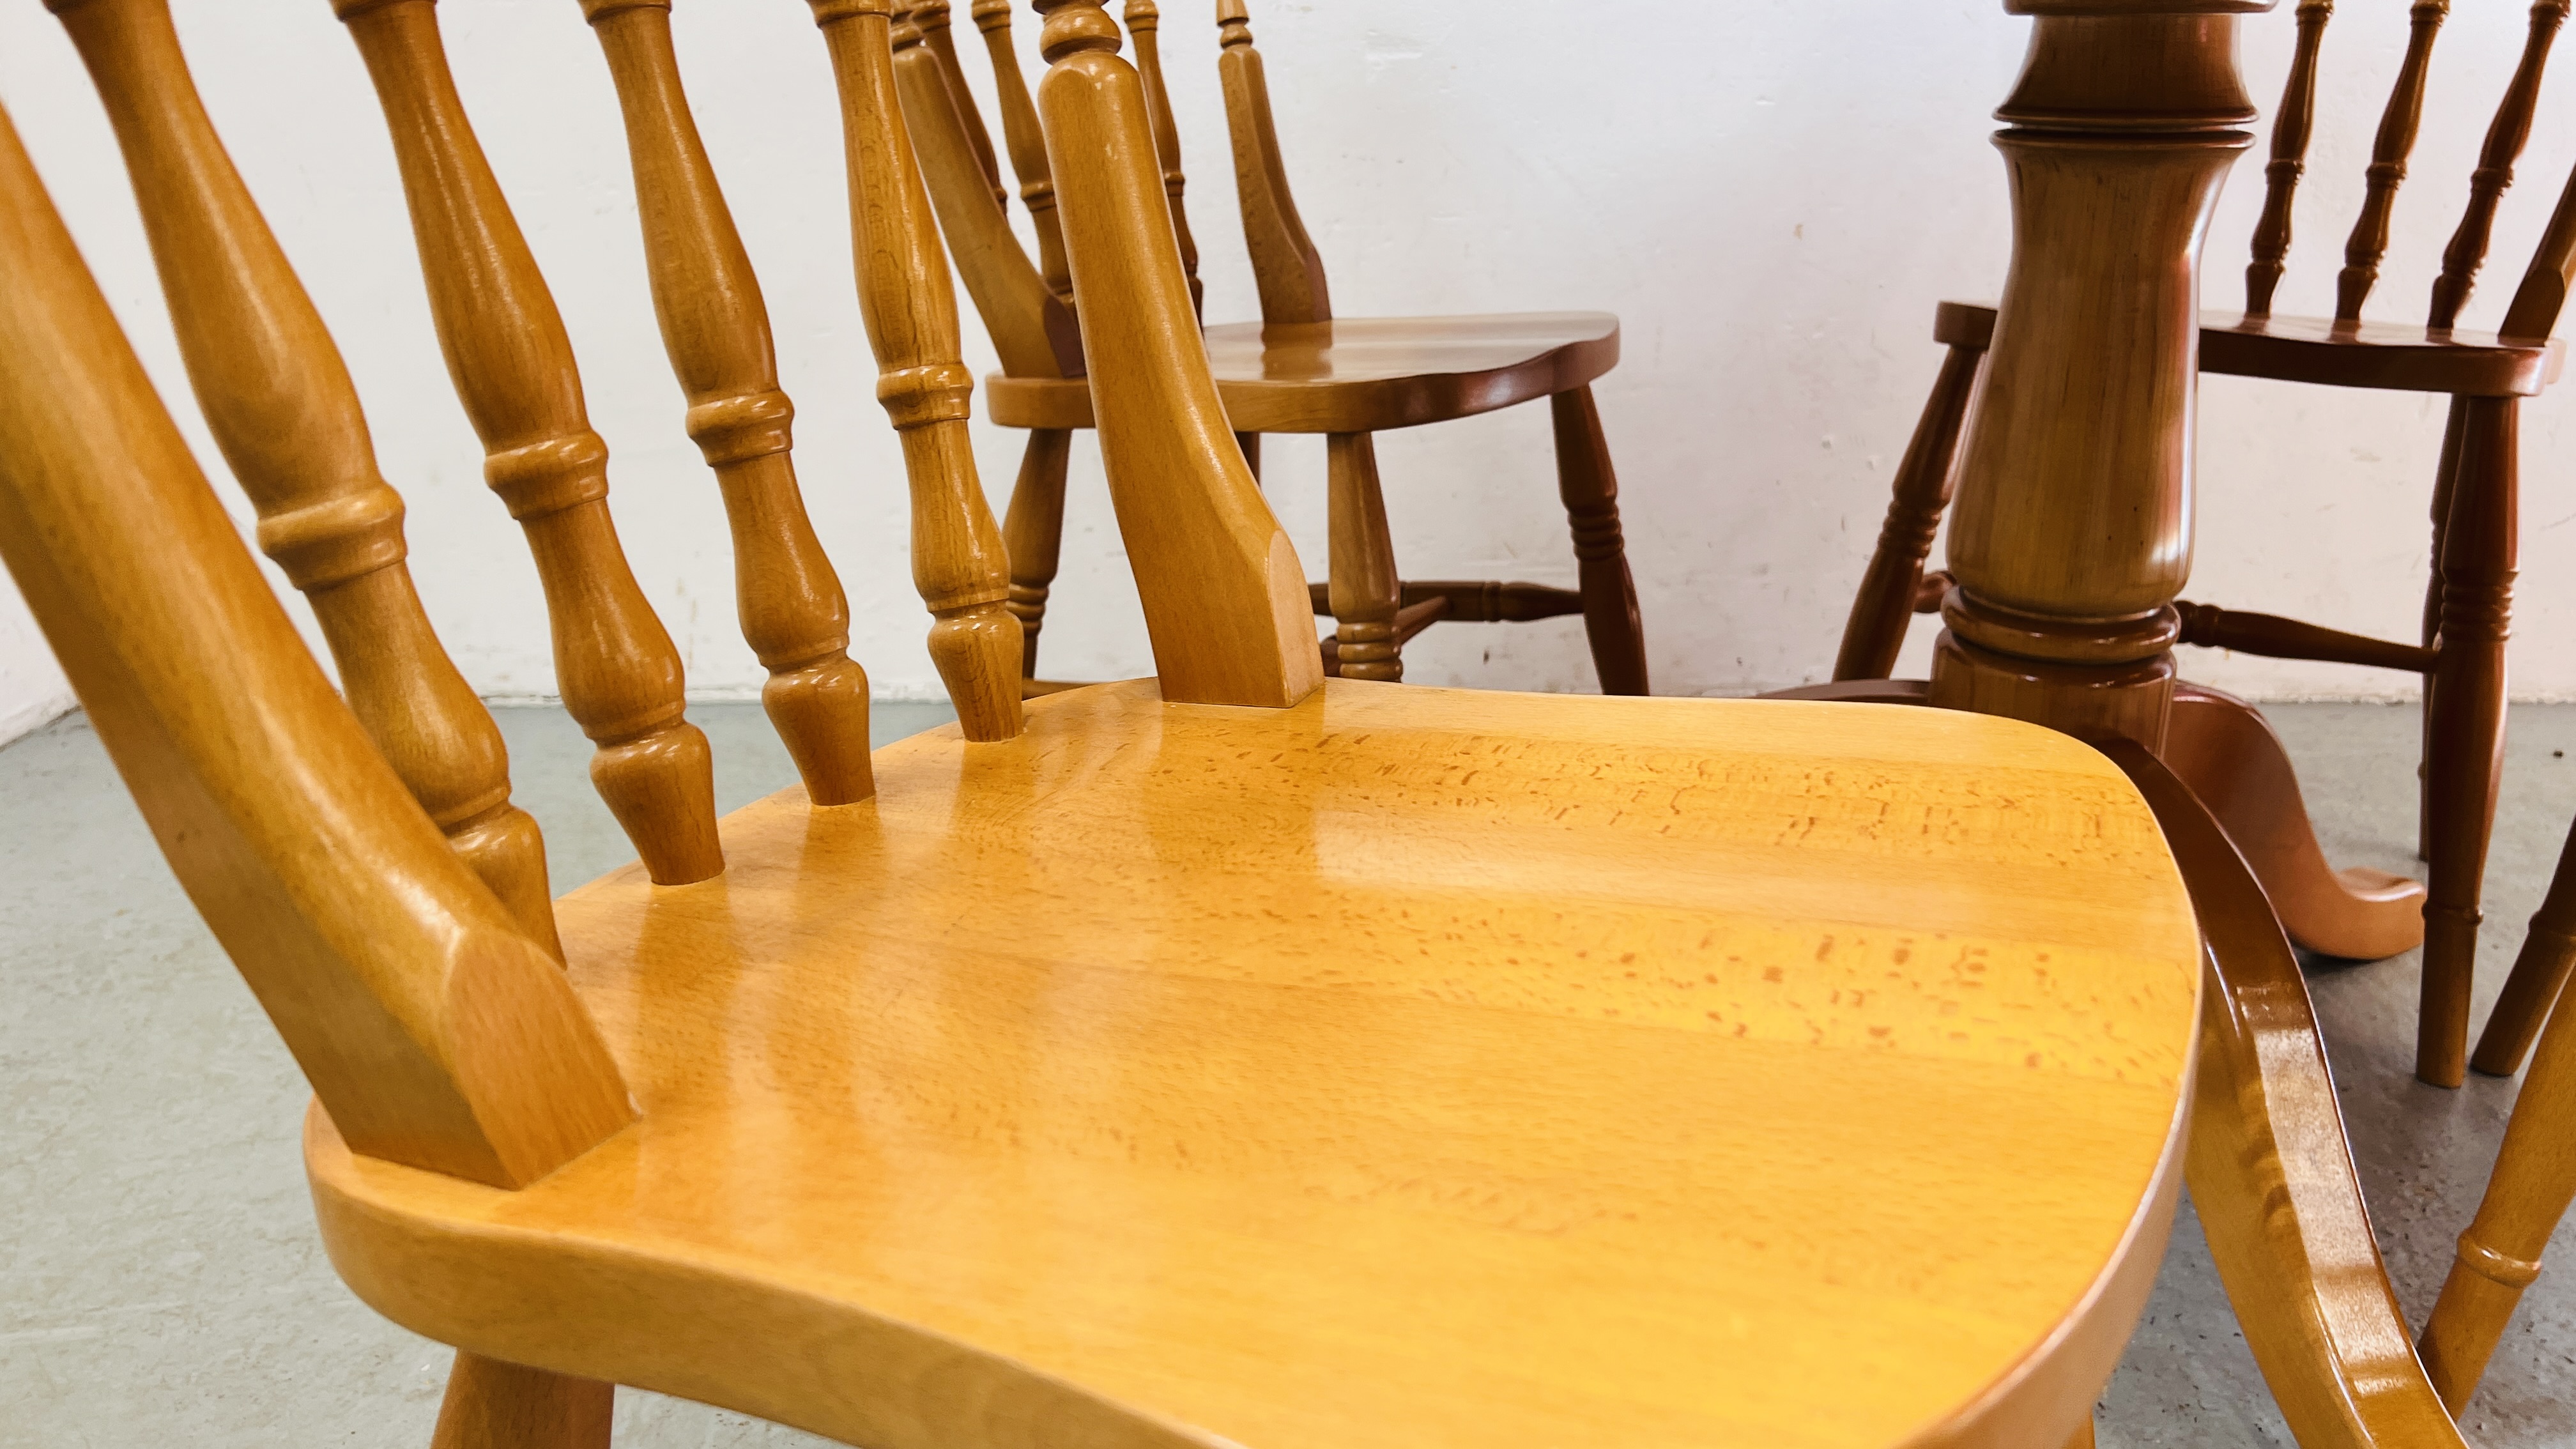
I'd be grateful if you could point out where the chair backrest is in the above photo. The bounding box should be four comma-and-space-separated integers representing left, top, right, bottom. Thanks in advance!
1214, 0, 1328, 325
2242, 0, 2576, 341
0, 88, 631, 1191
910, 0, 1204, 369
581, 0, 878, 805
1030, 0, 1322, 707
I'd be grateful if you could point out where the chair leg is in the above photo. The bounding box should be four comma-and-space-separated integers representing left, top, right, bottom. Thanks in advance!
2063, 1416, 2096, 1449
2419, 399, 2468, 862
2421, 979, 2576, 1413
2474, 818, 2576, 1077
430, 1353, 611, 1449
1000, 429, 1073, 678
1326, 432, 1402, 682
1834, 340, 1985, 681
1549, 385, 1648, 696
1235, 430, 1260, 482
2421, 396, 2517, 1088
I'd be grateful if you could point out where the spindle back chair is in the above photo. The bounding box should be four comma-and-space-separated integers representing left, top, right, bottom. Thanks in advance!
2, 4, 2231, 1445
903, 0, 1648, 694
1838, 0, 2576, 1087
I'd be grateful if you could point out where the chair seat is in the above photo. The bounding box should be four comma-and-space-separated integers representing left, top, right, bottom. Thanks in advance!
1936, 300, 2566, 396
987, 311, 1621, 433
308, 680, 2200, 1449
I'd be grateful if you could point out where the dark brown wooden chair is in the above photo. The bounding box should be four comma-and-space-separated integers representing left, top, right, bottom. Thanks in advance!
1836, 0, 2576, 1087
893, 0, 1647, 693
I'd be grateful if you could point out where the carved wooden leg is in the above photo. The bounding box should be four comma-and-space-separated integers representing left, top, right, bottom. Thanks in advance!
429, 1353, 610, 1449
1326, 431, 1402, 683
2419, 399, 2468, 862
2421, 395, 2518, 1087
2164, 684, 2425, 961
1235, 430, 1260, 482
1000, 428, 1072, 678
1551, 386, 1648, 696
2472, 816, 2576, 1076
1834, 339, 1984, 681
2101, 740, 2472, 1449
2421, 979, 2576, 1411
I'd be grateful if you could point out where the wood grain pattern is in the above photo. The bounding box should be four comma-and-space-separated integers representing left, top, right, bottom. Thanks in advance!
1034, 0, 1321, 707
2246, 0, 2333, 318
969, 0, 1074, 305
0, 92, 631, 1189
2100, 739, 2471, 1449
583, 0, 876, 807
808, 0, 1024, 740
309, 678, 2202, 1449
52, 0, 562, 954
985, 312, 1622, 432
2426, 1, 2570, 329
1123, 0, 1202, 317
337, 0, 724, 885
1216, 0, 1330, 325
2336, 1, 2450, 323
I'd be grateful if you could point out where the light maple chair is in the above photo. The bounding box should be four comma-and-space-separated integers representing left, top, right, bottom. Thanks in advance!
894, 0, 1646, 693
1, 2, 2213, 1446
1837, 0, 2576, 1087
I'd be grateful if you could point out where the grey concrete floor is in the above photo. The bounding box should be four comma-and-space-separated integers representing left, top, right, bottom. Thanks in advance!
3, 700, 2572, 1446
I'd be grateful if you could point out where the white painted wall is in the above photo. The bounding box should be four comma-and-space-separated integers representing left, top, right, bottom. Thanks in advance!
4, 0, 2575, 743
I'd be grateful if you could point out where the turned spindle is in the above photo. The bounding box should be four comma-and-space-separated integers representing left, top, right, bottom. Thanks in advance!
1000, 429, 1073, 677
2245, 0, 2331, 318
1325, 433, 1402, 682
808, 0, 1024, 740
2338, 1, 2451, 323
2427, 1, 2572, 329
335, 0, 722, 885
580, 0, 875, 806
1217, 0, 1330, 324
1123, 0, 1203, 318
969, 0, 1074, 305
56, 0, 562, 953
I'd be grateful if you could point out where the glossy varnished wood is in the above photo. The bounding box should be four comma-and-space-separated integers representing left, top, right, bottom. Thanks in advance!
50, 0, 562, 954
0, 93, 630, 1190
335, 0, 724, 885
986, 312, 1622, 433
582, 0, 876, 807
808, 0, 1024, 740
311, 680, 2203, 1449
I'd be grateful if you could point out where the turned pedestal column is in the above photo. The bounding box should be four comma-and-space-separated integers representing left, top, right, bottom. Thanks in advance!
1930, 2, 2269, 748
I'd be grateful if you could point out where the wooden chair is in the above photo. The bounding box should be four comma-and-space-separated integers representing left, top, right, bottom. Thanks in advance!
2, 2, 2213, 1445
896, 0, 1648, 693
1836, 0, 2576, 1087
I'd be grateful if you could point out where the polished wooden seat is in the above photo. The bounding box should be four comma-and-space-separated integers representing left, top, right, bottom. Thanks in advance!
986, 310, 1621, 432
0, 1, 2205, 1445
901, 1, 1647, 693
1933, 299, 2567, 400
312, 678, 2200, 1449
1844, 0, 2576, 1087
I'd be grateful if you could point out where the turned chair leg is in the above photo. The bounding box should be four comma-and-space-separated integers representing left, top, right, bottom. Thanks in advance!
1834, 339, 1985, 681
2419, 399, 2468, 863
2421, 985, 2576, 1411
1000, 428, 1073, 678
1326, 432, 1403, 682
430, 1353, 611, 1449
2420, 396, 2517, 1087
1550, 385, 1648, 696
2474, 819, 2576, 1077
